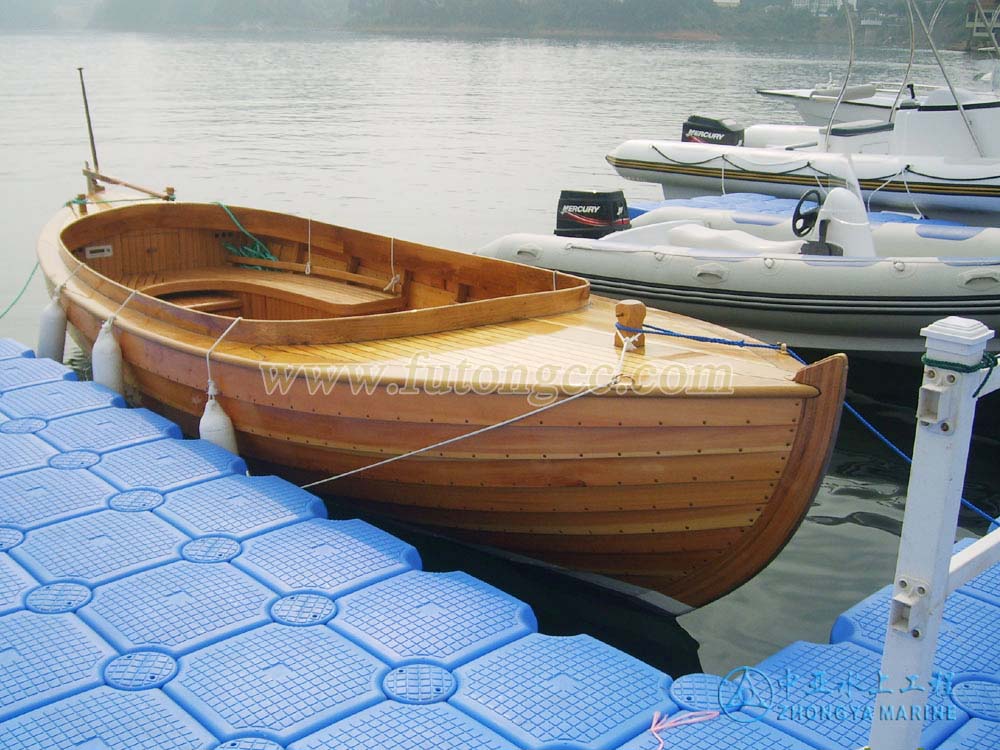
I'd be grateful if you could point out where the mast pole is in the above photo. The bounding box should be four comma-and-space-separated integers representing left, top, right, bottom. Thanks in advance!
77, 67, 100, 175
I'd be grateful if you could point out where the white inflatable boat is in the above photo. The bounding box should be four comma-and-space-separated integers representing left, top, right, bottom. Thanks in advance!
608, 88, 1000, 225
479, 189, 1000, 359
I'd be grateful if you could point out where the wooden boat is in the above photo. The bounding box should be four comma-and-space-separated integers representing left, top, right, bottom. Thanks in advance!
36, 171, 847, 612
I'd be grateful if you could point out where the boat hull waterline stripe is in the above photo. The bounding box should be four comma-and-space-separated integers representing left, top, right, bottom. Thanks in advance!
607, 156, 1000, 198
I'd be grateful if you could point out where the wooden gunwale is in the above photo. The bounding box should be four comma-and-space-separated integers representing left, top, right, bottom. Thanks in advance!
45, 204, 591, 347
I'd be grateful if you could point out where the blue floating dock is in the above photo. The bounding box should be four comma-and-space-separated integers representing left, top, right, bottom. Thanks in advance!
0, 339, 998, 749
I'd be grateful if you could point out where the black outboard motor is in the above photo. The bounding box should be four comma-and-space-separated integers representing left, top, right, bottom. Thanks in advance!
555, 190, 630, 239
681, 115, 746, 146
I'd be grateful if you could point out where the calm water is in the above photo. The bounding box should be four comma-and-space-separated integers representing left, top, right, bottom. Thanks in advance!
1, 30, 996, 675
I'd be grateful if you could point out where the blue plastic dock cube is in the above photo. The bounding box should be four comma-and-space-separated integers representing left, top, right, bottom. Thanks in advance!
92, 438, 247, 492
936, 719, 1000, 748
290, 701, 520, 750
831, 585, 1000, 676
166, 623, 387, 743
38, 407, 180, 453
331, 570, 536, 668
451, 633, 675, 750
159, 474, 326, 540
235, 518, 420, 597
755, 641, 965, 750
937, 679, 1000, 748
2, 686, 216, 750
0, 610, 116, 720
615, 711, 816, 750
0, 554, 36, 615
0, 380, 125, 419
80, 560, 274, 655
0, 339, 33, 360
0, 357, 74, 393
0, 467, 117, 529
12, 509, 188, 585
0, 432, 57, 477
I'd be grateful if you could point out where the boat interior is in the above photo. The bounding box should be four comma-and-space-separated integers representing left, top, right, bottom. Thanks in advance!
59, 202, 588, 333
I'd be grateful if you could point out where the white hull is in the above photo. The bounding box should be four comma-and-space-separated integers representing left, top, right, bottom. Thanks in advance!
480, 195, 1000, 359
607, 140, 1000, 225
756, 83, 932, 126
622, 88, 1000, 224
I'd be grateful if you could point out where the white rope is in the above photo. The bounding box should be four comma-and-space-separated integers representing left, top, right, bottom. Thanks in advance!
300, 334, 642, 491
107, 289, 138, 326
864, 165, 922, 218
305, 217, 312, 275
900, 170, 925, 218
204, 316, 243, 395
865, 168, 903, 213
55, 262, 85, 297
383, 237, 401, 293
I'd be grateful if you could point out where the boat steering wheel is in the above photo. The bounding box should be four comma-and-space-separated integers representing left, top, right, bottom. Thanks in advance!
792, 189, 823, 238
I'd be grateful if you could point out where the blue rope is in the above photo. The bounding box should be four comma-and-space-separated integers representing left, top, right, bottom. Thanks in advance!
793, 345, 995, 528
842, 400, 997, 527
616, 323, 785, 352
621, 322, 998, 530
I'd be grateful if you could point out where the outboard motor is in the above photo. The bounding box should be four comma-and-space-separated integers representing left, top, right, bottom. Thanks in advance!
681, 115, 746, 146
555, 190, 630, 239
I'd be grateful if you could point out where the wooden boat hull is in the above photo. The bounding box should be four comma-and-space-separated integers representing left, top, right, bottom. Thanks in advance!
39, 199, 847, 611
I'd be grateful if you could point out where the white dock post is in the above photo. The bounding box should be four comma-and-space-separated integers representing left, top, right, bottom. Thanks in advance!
867, 317, 995, 750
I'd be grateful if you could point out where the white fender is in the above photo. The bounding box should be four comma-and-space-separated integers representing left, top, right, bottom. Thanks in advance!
37, 296, 67, 363
92, 319, 124, 395
199, 381, 239, 455
819, 187, 876, 258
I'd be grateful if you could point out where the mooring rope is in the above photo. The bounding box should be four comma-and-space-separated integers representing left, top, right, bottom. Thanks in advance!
616, 322, 786, 352
650, 711, 720, 750
106, 289, 138, 326
620, 321, 998, 529
0, 262, 40, 321
54, 262, 85, 297
923, 352, 999, 399
204, 316, 243, 392
305, 217, 312, 275
383, 237, 401, 293
300, 334, 642, 490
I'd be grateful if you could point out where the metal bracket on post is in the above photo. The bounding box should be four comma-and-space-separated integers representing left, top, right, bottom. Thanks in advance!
915, 373, 956, 433
888, 577, 930, 640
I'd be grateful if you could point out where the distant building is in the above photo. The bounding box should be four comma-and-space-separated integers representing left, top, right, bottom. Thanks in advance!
791, 0, 857, 16
967, 1, 1000, 47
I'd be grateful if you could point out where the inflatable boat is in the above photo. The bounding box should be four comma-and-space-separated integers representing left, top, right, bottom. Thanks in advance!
479, 188, 1000, 359
608, 88, 1000, 225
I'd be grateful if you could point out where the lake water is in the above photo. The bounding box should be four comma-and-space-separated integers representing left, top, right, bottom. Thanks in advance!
1, 30, 996, 675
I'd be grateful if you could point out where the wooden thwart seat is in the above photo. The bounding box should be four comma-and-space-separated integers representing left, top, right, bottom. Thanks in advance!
118, 266, 405, 319
162, 292, 243, 314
